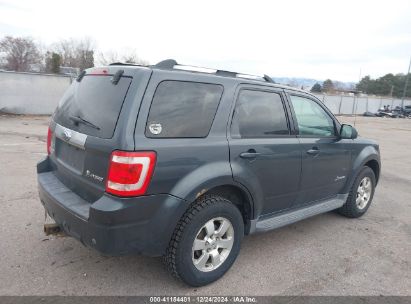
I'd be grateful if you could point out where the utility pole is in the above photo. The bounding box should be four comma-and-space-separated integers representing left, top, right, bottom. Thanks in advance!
401, 56, 411, 108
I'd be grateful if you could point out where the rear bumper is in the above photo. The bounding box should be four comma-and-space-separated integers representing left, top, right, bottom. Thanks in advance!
37, 157, 186, 257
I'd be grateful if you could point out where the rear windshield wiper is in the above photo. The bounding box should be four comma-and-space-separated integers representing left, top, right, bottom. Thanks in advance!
69, 115, 100, 130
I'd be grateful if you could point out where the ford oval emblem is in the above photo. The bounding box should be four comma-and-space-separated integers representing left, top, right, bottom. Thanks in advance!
62, 129, 72, 141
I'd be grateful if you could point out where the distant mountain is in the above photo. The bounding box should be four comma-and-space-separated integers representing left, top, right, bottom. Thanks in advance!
271, 77, 355, 90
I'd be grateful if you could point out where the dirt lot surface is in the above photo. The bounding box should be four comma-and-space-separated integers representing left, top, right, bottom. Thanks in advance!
0, 115, 410, 295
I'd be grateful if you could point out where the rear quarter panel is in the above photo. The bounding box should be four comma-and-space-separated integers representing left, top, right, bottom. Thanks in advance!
134, 70, 238, 203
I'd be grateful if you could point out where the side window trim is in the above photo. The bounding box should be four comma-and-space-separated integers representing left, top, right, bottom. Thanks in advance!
286, 92, 339, 138
229, 86, 293, 139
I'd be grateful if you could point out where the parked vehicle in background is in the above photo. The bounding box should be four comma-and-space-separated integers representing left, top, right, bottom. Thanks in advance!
376, 105, 394, 117
376, 105, 411, 118
401, 105, 411, 118
37, 60, 381, 286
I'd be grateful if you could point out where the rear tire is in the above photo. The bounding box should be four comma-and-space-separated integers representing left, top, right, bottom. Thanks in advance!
163, 195, 244, 287
337, 166, 376, 218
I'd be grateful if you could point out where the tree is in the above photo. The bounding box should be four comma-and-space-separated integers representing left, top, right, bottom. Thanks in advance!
0, 36, 42, 72
98, 49, 149, 65
77, 48, 94, 71
45, 52, 61, 73
310, 83, 322, 93
356, 74, 411, 98
333, 80, 347, 91
53, 37, 95, 71
356, 75, 371, 93
322, 79, 334, 93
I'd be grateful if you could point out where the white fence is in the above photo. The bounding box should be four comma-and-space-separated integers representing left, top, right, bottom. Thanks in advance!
0, 71, 410, 115
0, 71, 72, 115
312, 93, 411, 115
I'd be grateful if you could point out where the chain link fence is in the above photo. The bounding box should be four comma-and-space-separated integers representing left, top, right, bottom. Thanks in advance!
312, 93, 411, 115
1, 70, 411, 115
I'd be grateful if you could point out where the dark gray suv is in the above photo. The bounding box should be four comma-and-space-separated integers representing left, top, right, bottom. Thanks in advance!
37, 59, 381, 286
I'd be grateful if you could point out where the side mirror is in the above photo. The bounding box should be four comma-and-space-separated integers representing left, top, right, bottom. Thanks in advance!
340, 124, 358, 139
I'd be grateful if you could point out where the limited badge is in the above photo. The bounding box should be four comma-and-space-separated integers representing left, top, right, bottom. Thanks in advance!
149, 123, 162, 135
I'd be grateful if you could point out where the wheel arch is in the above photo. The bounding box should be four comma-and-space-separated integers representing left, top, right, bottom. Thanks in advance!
172, 180, 255, 235
204, 184, 254, 234
364, 159, 380, 184
343, 146, 380, 193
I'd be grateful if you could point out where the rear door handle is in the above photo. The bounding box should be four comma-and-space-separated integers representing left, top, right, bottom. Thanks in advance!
240, 150, 261, 159
306, 147, 320, 155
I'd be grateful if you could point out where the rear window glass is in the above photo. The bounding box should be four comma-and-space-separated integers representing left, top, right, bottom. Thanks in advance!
53, 75, 132, 139
145, 81, 223, 138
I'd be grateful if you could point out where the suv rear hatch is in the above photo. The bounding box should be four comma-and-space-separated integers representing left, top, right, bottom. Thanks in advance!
54, 71, 131, 139
48, 67, 149, 203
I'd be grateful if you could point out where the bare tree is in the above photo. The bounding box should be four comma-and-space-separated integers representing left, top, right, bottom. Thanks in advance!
98, 49, 149, 66
54, 37, 95, 71
333, 81, 347, 91
75, 38, 95, 71
98, 50, 118, 65
0, 36, 42, 72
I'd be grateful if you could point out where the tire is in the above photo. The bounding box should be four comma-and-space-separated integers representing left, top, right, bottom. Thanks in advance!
163, 194, 244, 287
337, 166, 376, 218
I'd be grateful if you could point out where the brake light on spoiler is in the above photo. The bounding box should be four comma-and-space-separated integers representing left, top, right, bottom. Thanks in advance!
106, 151, 156, 197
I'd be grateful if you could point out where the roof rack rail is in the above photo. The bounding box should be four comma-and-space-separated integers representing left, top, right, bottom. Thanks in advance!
153, 59, 274, 83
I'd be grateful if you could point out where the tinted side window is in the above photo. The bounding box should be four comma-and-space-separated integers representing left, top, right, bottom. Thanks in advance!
231, 90, 289, 138
290, 95, 336, 137
146, 81, 223, 138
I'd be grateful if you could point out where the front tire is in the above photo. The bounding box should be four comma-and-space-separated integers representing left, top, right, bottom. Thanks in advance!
337, 166, 376, 218
164, 195, 244, 287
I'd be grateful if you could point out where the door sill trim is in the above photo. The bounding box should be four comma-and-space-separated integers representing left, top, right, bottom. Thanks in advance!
250, 194, 348, 233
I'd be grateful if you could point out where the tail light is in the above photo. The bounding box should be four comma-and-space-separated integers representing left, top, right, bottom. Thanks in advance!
106, 151, 156, 197
47, 127, 52, 155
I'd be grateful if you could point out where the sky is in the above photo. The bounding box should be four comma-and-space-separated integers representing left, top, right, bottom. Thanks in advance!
0, 0, 411, 82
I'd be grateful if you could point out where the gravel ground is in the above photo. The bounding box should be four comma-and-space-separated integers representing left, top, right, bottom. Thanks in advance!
0, 114, 410, 296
